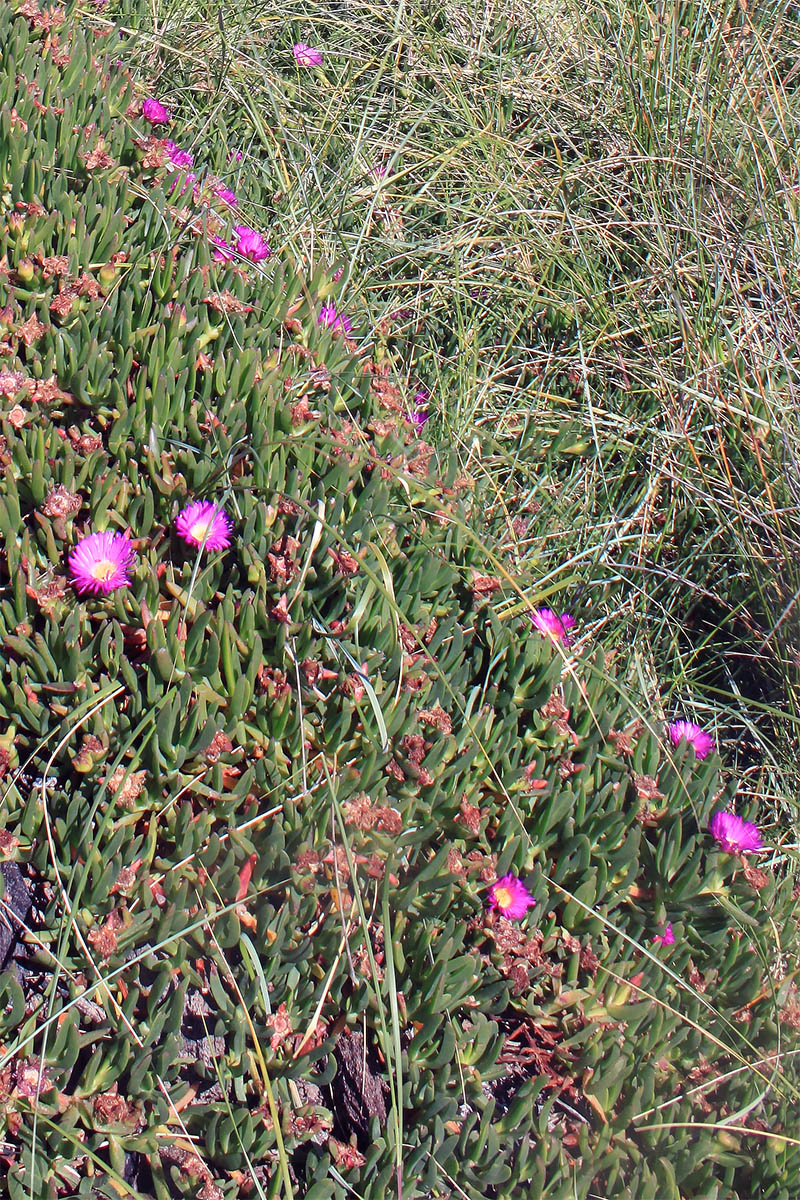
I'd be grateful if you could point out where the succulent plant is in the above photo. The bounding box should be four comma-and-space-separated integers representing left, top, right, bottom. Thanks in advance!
0, 4, 796, 1198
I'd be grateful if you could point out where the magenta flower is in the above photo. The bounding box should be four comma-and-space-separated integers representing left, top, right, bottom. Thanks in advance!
213, 184, 238, 208
710, 810, 763, 856
168, 171, 197, 198
408, 390, 430, 433
293, 42, 323, 66
530, 608, 576, 645
652, 923, 675, 947
487, 873, 536, 920
227, 149, 244, 163
164, 141, 193, 169
175, 501, 232, 551
412, 388, 431, 432
409, 406, 429, 434
210, 235, 234, 263
142, 97, 170, 125
318, 302, 353, 334
68, 531, 137, 596
233, 225, 271, 263
668, 719, 715, 760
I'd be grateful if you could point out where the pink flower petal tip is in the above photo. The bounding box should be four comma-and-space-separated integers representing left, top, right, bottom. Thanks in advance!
69, 531, 137, 595
318, 302, 353, 334
210, 235, 234, 263
408, 386, 430, 432
409, 406, 429, 433
175, 501, 232, 551
710, 810, 763, 856
652, 922, 675, 947
530, 607, 576, 645
668, 719, 715, 760
487, 873, 536, 920
293, 43, 323, 66
213, 184, 238, 208
142, 97, 170, 125
168, 171, 197, 198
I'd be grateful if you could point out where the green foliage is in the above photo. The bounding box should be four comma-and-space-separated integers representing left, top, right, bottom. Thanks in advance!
98, 0, 800, 855
0, 4, 797, 1198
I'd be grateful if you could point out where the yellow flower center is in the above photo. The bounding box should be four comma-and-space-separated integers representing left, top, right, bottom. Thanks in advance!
90, 559, 117, 582
494, 886, 512, 909
190, 518, 212, 541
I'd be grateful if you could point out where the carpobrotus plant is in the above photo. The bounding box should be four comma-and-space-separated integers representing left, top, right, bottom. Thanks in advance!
0, 4, 796, 1199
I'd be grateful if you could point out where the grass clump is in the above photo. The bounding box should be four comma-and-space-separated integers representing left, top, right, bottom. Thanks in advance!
0, 1, 797, 1199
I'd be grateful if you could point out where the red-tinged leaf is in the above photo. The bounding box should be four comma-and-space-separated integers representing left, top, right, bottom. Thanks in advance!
236, 852, 257, 901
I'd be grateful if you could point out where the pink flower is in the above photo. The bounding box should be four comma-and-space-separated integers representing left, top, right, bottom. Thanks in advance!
210, 235, 234, 263
175, 501, 232, 551
293, 42, 323, 66
69, 531, 137, 595
213, 185, 238, 208
668, 719, 715, 760
409, 406, 429, 434
710, 810, 763, 856
233, 225, 271, 263
168, 171, 197, 198
142, 97, 170, 125
227, 149, 244, 163
408, 391, 430, 433
164, 141, 193, 168
652, 923, 675, 947
529, 608, 576, 645
318, 302, 353, 334
487, 874, 536, 919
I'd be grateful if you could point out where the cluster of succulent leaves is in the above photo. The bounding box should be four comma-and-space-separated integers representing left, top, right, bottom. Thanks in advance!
0, 4, 797, 1199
